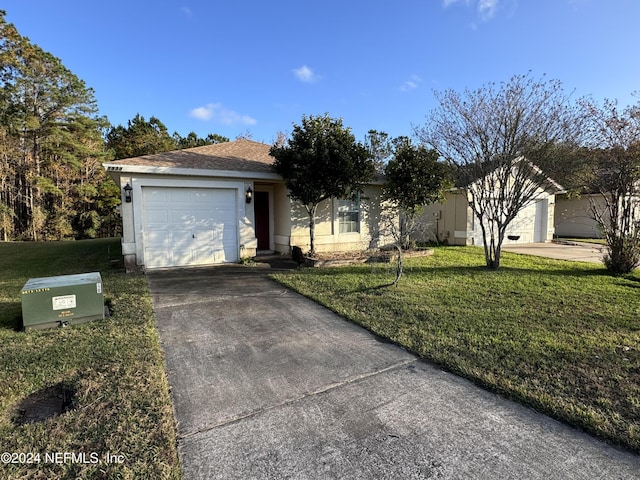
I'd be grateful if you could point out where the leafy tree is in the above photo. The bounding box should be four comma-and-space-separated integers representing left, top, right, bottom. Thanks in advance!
578, 97, 640, 273
364, 129, 393, 173
0, 10, 114, 240
173, 131, 229, 149
106, 116, 229, 159
270, 114, 375, 255
106, 114, 176, 160
383, 137, 453, 248
417, 73, 577, 269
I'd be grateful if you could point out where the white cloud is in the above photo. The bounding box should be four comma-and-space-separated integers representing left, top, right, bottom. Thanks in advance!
478, 0, 498, 19
442, 0, 471, 7
442, 0, 500, 20
293, 65, 320, 83
400, 74, 422, 92
189, 103, 257, 126
180, 6, 192, 17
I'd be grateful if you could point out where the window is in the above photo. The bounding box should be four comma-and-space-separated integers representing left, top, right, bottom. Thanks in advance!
338, 197, 360, 233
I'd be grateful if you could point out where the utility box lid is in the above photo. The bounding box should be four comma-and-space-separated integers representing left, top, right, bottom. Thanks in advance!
21, 272, 104, 330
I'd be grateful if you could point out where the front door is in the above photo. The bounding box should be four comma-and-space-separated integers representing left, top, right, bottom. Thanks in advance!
255, 191, 270, 251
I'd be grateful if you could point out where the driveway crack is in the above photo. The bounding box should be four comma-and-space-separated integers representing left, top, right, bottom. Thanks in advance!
177, 357, 418, 441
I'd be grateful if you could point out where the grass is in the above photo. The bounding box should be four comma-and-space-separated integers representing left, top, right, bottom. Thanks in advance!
0, 239, 181, 479
272, 246, 640, 453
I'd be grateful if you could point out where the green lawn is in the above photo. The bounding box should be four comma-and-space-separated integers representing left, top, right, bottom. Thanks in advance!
272, 246, 640, 453
0, 239, 181, 480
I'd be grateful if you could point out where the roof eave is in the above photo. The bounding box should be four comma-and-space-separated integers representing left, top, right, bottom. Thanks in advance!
102, 163, 282, 181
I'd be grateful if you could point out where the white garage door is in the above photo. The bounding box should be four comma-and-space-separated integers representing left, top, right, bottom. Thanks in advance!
142, 187, 238, 268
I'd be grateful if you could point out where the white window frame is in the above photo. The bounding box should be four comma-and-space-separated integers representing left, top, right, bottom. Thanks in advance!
337, 195, 360, 234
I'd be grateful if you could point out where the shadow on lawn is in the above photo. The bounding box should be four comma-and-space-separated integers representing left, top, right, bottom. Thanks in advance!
402, 264, 610, 278
310, 263, 609, 278
300, 262, 614, 295
0, 301, 23, 331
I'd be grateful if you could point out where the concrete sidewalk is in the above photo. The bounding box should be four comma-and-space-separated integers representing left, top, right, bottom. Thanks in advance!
148, 265, 639, 479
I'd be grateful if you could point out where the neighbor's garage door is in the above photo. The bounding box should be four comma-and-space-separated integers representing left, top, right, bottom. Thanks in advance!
474, 198, 549, 246
142, 187, 238, 268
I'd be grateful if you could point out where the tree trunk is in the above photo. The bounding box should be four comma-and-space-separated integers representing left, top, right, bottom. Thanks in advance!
307, 203, 318, 256
393, 243, 403, 286
481, 221, 505, 270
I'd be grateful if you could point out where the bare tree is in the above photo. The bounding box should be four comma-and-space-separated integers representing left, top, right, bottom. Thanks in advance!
416, 73, 576, 269
580, 97, 640, 273
235, 129, 253, 140
273, 130, 288, 148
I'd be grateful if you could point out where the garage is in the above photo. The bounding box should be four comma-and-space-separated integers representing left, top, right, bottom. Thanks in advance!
473, 197, 551, 246
142, 187, 238, 268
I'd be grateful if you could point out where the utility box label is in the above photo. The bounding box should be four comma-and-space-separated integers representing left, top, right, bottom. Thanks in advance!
52, 295, 77, 311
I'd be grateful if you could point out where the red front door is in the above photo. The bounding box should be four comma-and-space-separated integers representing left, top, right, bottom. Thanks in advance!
255, 191, 270, 251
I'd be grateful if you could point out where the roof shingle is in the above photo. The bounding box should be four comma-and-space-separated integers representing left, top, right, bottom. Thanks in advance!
107, 139, 276, 173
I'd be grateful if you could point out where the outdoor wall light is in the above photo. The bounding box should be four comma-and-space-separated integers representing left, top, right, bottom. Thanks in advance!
123, 183, 133, 203
245, 186, 253, 204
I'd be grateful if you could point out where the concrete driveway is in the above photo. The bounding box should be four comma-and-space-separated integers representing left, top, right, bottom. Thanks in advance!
502, 241, 605, 264
148, 264, 639, 479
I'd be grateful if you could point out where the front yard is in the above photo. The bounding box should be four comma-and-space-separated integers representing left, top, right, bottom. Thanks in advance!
272, 246, 640, 453
0, 239, 180, 480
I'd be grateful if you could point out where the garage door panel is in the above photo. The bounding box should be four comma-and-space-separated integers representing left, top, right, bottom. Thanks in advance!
193, 190, 215, 202
145, 248, 171, 267
145, 208, 170, 225
142, 187, 238, 268
168, 209, 193, 226
193, 229, 214, 242
145, 189, 170, 203
168, 189, 193, 203
146, 230, 170, 245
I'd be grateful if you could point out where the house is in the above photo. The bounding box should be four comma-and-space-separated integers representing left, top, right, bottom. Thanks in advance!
418, 162, 563, 246
554, 191, 640, 239
103, 139, 387, 270
554, 193, 604, 238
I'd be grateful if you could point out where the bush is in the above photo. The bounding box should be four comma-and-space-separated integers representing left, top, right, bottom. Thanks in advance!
603, 234, 640, 274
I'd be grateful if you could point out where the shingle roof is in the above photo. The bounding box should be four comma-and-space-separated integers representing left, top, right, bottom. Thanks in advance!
108, 139, 276, 173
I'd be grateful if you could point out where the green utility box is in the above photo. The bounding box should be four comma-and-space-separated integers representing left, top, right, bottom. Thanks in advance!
21, 272, 104, 330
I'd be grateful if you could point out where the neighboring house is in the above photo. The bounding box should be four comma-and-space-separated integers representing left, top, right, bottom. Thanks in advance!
554, 193, 604, 238
554, 192, 640, 239
103, 139, 387, 270
418, 164, 563, 246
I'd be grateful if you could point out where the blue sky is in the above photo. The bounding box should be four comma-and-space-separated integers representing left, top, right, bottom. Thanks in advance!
5, 0, 639, 144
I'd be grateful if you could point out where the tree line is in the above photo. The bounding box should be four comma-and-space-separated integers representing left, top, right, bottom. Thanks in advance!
0, 11, 228, 241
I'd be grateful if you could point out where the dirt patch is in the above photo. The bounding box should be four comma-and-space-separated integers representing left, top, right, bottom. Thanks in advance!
306, 248, 434, 267
12, 382, 75, 425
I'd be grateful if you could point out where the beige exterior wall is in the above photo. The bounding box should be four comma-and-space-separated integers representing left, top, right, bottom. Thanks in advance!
420, 191, 473, 245
271, 182, 293, 254
117, 175, 138, 270
287, 185, 392, 254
